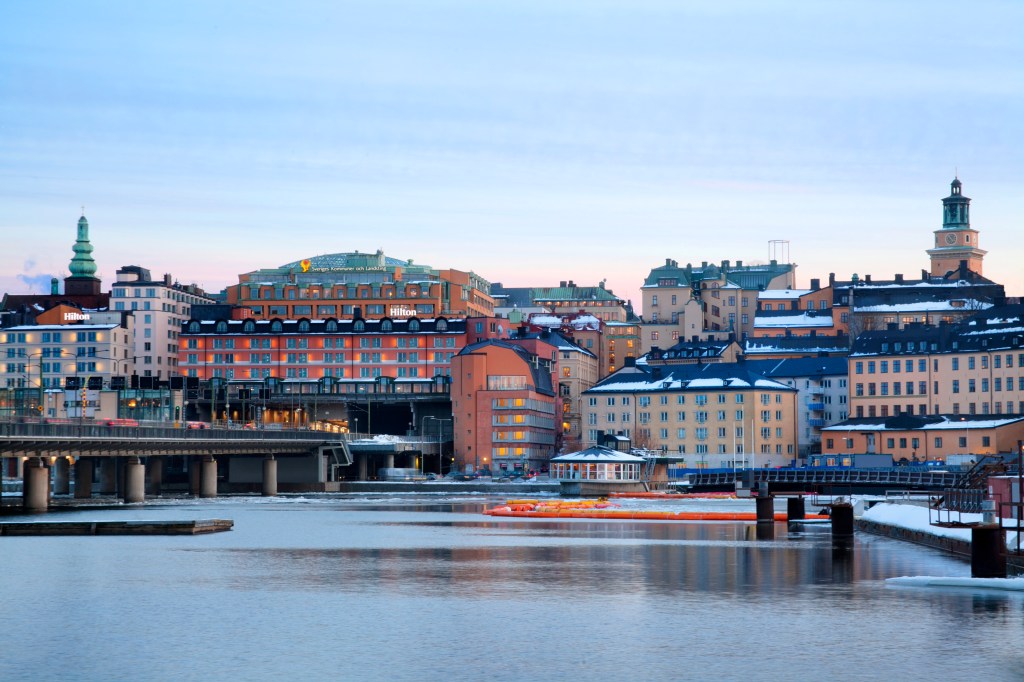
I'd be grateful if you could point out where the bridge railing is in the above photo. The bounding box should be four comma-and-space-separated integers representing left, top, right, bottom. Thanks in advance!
0, 419, 343, 442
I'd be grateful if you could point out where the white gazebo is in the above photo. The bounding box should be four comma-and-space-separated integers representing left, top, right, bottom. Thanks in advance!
551, 446, 647, 496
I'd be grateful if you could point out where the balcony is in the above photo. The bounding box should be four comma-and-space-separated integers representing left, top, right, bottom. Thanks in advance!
808, 418, 826, 428
806, 402, 825, 411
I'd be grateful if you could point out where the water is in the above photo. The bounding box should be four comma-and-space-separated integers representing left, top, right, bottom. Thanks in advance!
2, 494, 1023, 681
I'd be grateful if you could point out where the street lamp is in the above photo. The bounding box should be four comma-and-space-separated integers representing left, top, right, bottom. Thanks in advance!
424, 416, 451, 476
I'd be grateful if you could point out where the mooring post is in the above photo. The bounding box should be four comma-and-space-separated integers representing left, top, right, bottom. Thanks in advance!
787, 496, 806, 521
831, 502, 854, 537
756, 496, 774, 524
972, 500, 1006, 578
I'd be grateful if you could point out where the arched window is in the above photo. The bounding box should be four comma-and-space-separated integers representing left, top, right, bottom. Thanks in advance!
381, 318, 393, 332
354, 319, 366, 333
188, 321, 201, 334
243, 320, 255, 333
298, 319, 311, 333
435, 318, 448, 332
408, 318, 420, 332
325, 319, 338, 333
271, 319, 283, 333
215, 320, 228, 334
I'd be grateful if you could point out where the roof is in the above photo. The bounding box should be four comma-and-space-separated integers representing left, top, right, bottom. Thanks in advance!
743, 335, 851, 357
754, 311, 834, 328
585, 361, 794, 393
823, 415, 1024, 432
551, 446, 646, 462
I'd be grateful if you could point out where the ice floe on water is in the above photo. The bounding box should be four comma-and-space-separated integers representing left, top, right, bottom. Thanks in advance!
887, 576, 1024, 592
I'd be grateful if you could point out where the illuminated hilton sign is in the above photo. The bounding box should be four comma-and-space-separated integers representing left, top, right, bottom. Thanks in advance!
389, 305, 416, 317
63, 312, 91, 321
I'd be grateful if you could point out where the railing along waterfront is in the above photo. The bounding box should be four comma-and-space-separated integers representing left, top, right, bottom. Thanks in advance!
672, 467, 961, 491
0, 419, 341, 442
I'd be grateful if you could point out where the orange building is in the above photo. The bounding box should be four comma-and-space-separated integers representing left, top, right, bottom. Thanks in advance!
451, 339, 558, 474
224, 250, 495, 321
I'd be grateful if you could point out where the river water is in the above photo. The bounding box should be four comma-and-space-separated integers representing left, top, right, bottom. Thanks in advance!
2, 494, 1022, 681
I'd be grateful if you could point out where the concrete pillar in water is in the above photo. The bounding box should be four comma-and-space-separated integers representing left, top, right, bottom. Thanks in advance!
53, 457, 72, 496
755, 496, 774, 524
787, 496, 806, 521
146, 457, 163, 496
972, 501, 1006, 578
262, 456, 278, 497
23, 457, 49, 512
358, 453, 368, 481
123, 457, 145, 503
831, 502, 855, 537
99, 458, 117, 495
74, 458, 94, 499
188, 458, 201, 496
199, 456, 218, 498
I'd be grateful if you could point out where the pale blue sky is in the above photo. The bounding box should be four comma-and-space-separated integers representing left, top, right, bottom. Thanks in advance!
2, 0, 1021, 307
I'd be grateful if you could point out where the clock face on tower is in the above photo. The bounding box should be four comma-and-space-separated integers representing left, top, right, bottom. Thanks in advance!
945, 233, 957, 245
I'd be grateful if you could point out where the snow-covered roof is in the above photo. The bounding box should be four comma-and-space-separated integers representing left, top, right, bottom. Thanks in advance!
551, 446, 646, 462
855, 301, 992, 313
754, 314, 834, 328
757, 289, 811, 300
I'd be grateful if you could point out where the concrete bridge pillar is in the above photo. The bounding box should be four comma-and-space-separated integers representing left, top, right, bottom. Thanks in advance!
123, 457, 145, 504
53, 457, 72, 496
200, 456, 218, 498
755, 496, 774, 524
74, 458, 94, 499
23, 457, 49, 512
99, 458, 118, 495
262, 455, 278, 497
358, 453, 368, 481
189, 458, 201, 495
146, 457, 163, 496
384, 454, 394, 469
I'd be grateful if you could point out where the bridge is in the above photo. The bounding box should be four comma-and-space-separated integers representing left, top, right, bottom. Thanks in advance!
0, 419, 445, 511
671, 467, 966, 494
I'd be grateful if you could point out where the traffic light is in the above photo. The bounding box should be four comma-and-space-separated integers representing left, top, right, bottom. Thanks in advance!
175, 406, 181, 420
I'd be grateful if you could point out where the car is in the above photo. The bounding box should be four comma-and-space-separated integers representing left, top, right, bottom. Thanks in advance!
443, 471, 474, 482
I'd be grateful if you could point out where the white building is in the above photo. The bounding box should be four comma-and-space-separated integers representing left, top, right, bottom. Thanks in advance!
111, 266, 215, 378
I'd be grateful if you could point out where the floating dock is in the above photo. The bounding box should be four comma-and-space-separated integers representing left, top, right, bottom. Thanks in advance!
484, 499, 828, 521
0, 519, 234, 536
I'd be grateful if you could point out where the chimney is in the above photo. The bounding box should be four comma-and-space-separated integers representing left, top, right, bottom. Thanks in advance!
864, 274, 872, 283
810, 278, 820, 291
895, 274, 904, 283
50, 277, 59, 295
624, 357, 636, 368
721, 260, 729, 269
665, 258, 672, 266
560, 281, 566, 288
736, 260, 743, 267
164, 273, 172, 286
829, 272, 836, 286
651, 367, 663, 380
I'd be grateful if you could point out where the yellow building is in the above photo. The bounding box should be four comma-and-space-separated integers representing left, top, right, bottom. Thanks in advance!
582, 359, 798, 468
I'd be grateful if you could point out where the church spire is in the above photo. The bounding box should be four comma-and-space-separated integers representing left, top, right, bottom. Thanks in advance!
68, 213, 98, 278
65, 212, 102, 296
942, 177, 970, 228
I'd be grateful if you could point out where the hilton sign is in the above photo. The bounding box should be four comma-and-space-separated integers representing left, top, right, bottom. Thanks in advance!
63, 312, 91, 321
389, 305, 417, 317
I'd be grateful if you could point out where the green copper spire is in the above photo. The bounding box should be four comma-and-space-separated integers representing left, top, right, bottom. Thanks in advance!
69, 214, 97, 278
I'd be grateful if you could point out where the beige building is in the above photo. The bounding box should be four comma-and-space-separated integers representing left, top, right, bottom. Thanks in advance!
583, 359, 799, 468
822, 414, 1024, 463
849, 305, 1024, 419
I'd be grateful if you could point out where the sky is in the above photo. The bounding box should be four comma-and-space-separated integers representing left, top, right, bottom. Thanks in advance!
2, 0, 1022, 311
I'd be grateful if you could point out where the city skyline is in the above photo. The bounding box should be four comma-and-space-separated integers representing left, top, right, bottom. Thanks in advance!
3, 0, 1022, 306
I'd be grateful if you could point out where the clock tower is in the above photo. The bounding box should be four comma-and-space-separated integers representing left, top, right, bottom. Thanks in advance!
927, 177, 986, 277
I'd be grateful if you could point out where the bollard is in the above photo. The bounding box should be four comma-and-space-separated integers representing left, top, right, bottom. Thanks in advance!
756, 496, 774, 524
971, 524, 1006, 578
787, 496, 806, 521
262, 456, 278, 497
831, 502, 854, 537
